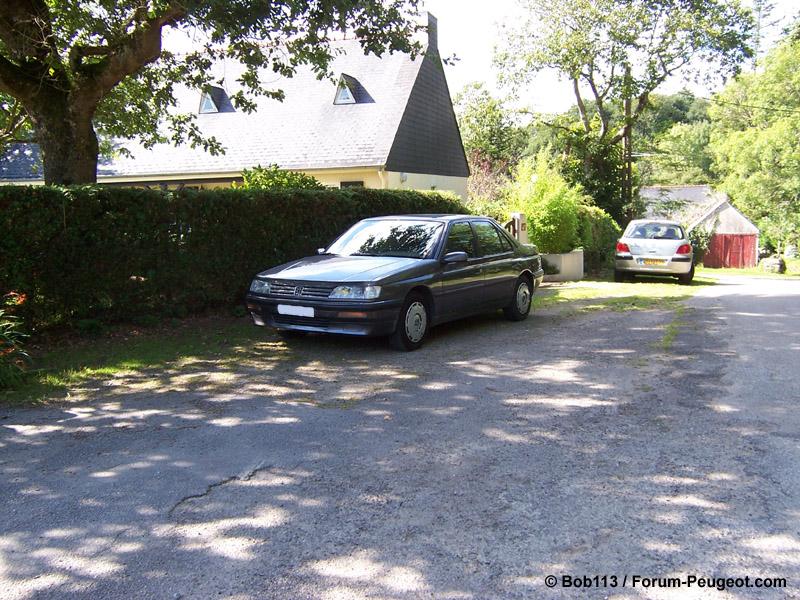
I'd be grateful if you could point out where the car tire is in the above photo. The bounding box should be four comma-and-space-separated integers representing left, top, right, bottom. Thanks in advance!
389, 292, 429, 351
503, 276, 533, 322
614, 269, 626, 282
678, 263, 695, 285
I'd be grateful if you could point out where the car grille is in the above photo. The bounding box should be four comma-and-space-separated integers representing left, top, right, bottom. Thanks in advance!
268, 281, 336, 298
274, 315, 333, 328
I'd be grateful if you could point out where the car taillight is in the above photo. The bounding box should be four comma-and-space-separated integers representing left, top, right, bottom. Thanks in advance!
676, 244, 692, 255
616, 242, 631, 253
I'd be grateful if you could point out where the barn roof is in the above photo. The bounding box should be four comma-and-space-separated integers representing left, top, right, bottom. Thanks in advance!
640, 185, 758, 235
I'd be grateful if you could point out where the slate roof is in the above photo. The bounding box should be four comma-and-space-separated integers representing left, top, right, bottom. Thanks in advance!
0, 24, 468, 182
640, 185, 758, 235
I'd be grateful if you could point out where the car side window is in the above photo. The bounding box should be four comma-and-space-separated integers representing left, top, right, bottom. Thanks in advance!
473, 221, 507, 256
445, 222, 476, 257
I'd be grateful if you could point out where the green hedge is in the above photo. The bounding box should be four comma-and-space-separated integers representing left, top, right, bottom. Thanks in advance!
0, 186, 467, 330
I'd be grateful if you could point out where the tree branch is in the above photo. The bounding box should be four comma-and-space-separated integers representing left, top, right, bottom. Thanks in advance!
572, 77, 591, 133
0, 0, 53, 60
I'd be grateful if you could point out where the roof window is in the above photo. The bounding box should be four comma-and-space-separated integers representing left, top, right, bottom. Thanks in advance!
199, 86, 235, 114
333, 74, 374, 105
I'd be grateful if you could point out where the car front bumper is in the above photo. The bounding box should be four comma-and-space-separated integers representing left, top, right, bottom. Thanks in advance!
245, 294, 403, 337
615, 255, 693, 275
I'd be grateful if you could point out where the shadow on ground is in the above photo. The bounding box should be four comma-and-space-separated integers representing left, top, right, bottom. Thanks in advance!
1, 292, 798, 598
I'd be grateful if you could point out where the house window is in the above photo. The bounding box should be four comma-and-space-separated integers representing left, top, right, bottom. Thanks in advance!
334, 82, 356, 105
340, 181, 364, 188
199, 92, 219, 114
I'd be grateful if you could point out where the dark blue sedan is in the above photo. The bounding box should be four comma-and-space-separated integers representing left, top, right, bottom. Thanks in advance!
246, 215, 545, 350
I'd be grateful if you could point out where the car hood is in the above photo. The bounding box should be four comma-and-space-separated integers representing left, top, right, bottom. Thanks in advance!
259, 255, 421, 283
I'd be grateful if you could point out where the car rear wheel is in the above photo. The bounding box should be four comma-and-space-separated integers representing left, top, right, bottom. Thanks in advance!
503, 277, 532, 321
678, 263, 695, 285
390, 292, 429, 351
614, 269, 626, 282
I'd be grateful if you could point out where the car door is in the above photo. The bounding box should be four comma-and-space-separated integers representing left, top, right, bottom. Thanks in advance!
472, 220, 517, 307
437, 221, 485, 319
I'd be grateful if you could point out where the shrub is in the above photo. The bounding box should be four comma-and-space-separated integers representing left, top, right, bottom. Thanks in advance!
577, 204, 622, 272
506, 152, 586, 254
0, 307, 29, 390
688, 224, 715, 264
239, 164, 326, 190
0, 186, 467, 331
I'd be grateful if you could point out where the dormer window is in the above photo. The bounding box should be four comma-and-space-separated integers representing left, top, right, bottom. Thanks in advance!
334, 79, 356, 105
333, 74, 374, 105
199, 92, 218, 113
199, 86, 234, 114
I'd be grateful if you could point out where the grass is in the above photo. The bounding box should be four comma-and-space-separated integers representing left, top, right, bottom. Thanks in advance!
1, 317, 265, 407
697, 257, 800, 279
536, 275, 714, 314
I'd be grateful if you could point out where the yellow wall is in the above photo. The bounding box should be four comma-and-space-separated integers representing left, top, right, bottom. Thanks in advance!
94, 166, 468, 199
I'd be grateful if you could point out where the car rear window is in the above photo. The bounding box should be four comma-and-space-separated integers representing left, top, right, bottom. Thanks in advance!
625, 222, 685, 240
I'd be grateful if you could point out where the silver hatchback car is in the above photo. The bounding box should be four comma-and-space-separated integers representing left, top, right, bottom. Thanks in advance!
614, 219, 694, 284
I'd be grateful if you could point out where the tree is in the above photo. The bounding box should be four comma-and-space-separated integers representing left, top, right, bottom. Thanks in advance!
0, 94, 31, 150
496, 0, 753, 217
454, 82, 526, 169
0, 1, 420, 185
644, 120, 716, 184
710, 30, 800, 252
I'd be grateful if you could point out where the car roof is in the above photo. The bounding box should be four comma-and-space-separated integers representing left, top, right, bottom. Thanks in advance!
363, 214, 492, 223
627, 219, 683, 227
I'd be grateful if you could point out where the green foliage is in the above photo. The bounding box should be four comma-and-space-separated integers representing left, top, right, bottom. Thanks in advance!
0, 1, 421, 183
507, 153, 587, 253
0, 186, 467, 332
239, 164, 326, 190
689, 225, 715, 264
454, 83, 526, 169
644, 121, 716, 185
0, 303, 29, 390
576, 204, 622, 272
710, 32, 800, 251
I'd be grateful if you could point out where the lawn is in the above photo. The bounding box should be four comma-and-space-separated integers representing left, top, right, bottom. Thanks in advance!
697, 257, 800, 279
536, 274, 715, 313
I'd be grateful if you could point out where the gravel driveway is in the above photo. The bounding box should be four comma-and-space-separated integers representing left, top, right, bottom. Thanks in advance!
2, 277, 799, 599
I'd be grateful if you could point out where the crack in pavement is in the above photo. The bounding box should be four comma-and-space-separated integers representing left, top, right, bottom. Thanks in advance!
167, 460, 270, 517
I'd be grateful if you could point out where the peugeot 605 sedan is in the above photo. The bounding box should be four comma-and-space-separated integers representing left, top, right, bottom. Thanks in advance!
614, 219, 695, 284
245, 215, 545, 350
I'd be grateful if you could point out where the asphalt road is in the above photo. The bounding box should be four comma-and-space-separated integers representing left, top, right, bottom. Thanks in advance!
2, 277, 799, 599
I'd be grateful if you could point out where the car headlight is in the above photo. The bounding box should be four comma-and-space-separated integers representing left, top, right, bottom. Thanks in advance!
329, 285, 381, 300
249, 279, 270, 294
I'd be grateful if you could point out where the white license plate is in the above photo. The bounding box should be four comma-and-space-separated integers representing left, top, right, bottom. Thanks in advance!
277, 304, 314, 318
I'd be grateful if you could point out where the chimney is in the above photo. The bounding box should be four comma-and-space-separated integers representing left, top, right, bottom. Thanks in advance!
426, 12, 438, 54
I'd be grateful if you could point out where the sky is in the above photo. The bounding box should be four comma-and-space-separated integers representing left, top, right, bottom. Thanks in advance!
424, 0, 800, 114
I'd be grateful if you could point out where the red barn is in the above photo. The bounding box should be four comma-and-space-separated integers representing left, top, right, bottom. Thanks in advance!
640, 185, 759, 269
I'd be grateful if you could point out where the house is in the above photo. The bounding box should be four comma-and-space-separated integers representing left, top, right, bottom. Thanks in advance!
0, 14, 470, 198
640, 185, 759, 268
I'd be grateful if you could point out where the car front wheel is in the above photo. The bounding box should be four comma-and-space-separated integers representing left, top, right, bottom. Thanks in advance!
390, 292, 429, 351
503, 277, 533, 321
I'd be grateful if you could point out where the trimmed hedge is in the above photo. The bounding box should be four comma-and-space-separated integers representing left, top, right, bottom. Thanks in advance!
0, 186, 467, 330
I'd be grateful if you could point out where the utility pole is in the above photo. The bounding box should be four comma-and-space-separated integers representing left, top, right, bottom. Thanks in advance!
623, 65, 633, 219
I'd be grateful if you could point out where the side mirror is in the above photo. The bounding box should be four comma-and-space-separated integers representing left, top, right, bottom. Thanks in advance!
317, 248, 326, 255
442, 251, 469, 264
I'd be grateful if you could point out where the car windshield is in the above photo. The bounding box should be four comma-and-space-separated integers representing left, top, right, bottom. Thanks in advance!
626, 222, 685, 240
327, 220, 444, 259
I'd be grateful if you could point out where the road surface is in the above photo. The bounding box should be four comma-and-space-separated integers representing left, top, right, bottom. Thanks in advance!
1, 276, 799, 599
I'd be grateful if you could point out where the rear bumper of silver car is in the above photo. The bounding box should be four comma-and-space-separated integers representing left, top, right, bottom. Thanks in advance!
615, 255, 693, 275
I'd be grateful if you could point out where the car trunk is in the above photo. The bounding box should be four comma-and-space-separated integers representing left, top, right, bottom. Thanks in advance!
626, 238, 685, 264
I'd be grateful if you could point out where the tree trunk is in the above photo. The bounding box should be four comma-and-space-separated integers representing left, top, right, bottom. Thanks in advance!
30, 94, 99, 185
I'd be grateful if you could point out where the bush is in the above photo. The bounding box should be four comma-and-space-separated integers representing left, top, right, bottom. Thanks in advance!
506, 153, 586, 254
0, 306, 29, 390
577, 204, 622, 272
688, 224, 714, 264
239, 164, 326, 190
0, 186, 467, 331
